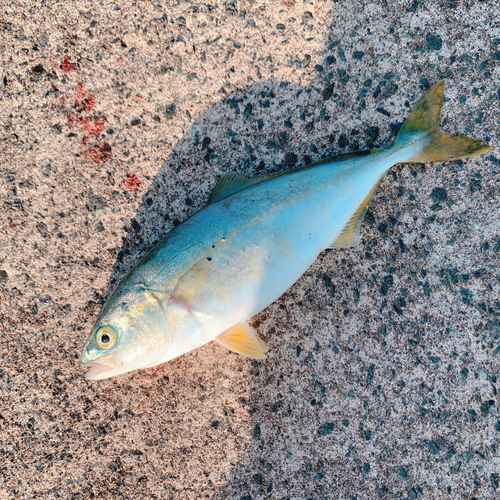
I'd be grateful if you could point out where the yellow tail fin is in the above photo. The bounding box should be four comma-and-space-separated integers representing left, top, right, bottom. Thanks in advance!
396, 81, 490, 162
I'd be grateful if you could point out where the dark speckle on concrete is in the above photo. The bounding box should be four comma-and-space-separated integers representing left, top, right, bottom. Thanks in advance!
165, 103, 176, 120
379, 82, 399, 100
365, 126, 379, 142
338, 133, 349, 148
427, 440, 440, 454
430, 187, 447, 202
426, 34, 443, 51
376, 107, 391, 117
318, 422, 335, 436
398, 466, 408, 479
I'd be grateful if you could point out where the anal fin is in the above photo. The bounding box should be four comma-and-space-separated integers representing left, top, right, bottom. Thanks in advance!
329, 181, 380, 249
215, 321, 269, 359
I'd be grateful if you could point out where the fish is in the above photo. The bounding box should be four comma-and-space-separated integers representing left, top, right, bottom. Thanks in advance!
80, 81, 490, 380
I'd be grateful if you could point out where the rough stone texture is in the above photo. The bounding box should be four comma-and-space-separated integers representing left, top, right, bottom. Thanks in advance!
1, 1, 499, 499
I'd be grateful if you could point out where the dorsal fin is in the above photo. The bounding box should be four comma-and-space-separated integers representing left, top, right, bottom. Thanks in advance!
208, 149, 383, 205
329, 181, 380, 249
208, 172, 252, 204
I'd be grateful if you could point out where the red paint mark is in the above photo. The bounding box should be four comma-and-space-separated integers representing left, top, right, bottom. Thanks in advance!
51, 66, 113, 163
65, 86, 102, 137
81, 116, 106, 136
122, 173, 142, 192
61, 54, 77, 72
74, 83, 95, 112
83, 142, 112, 164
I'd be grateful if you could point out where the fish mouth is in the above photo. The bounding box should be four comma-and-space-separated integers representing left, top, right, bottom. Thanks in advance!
81, 361, 112, 380
81, 355, 116, 380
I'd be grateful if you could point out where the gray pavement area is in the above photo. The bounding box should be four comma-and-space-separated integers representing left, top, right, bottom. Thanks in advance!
1, 0, 500, 498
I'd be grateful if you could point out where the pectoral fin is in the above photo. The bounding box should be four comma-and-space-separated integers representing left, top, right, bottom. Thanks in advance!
215, 321, 269, 359
168, 257, 213, 310
329, 181, 380, 249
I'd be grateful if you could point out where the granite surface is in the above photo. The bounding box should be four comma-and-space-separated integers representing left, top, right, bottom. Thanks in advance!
1, 0, 500, 498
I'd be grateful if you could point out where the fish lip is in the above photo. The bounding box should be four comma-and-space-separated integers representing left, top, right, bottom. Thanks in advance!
81, 355, 115, 380
81, 361, 111, 380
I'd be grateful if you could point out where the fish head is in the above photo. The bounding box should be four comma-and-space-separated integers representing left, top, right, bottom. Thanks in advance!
80, 285, 170, 380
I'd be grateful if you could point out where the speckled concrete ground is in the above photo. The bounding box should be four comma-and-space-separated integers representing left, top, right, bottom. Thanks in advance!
1, 1, 500, 499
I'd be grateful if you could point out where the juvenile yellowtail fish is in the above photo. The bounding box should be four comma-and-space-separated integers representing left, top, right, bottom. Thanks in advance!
81, 81, 490, 380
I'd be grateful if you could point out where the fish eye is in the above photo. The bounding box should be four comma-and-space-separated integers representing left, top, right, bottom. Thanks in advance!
96, 326, 117, 349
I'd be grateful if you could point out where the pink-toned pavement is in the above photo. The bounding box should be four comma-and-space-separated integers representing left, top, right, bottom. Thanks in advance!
1, 1, 499, 498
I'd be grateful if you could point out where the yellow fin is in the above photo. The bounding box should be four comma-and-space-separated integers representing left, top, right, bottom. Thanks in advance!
396, 80, 490, 162
215, 321, 269, 359
168, 257, 212, 310
399, 80, 444, 136
410, 130, 491, 162
329, 181, 379, 249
